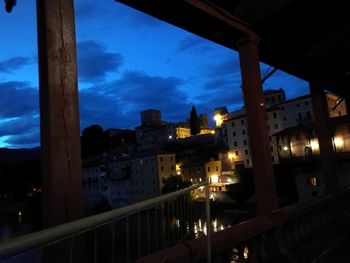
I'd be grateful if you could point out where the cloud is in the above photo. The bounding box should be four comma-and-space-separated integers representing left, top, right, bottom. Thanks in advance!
0, 56, 32, 73
0, 115, 38, 137
177, 36, 213, 54
79, 88, 132, 130
79, 71, 191, 130
0, 81, 38, 118
110, 71, 189, 119
195, 86, 243, 110
208, 58, 241, 77
77, 40, 123, 83
0, 114, 40, 148
0, 81, 39, 147
3, 129, 40, 148
75, 3, 99, 20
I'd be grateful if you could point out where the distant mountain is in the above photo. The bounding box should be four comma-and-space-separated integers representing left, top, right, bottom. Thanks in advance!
0, 147, 41, 166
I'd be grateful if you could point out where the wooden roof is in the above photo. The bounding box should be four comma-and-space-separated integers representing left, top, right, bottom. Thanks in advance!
116, 0, 350, 96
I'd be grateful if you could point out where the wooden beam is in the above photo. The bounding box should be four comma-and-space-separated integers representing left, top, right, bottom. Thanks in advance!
309, 83, 338, 193
184, 0, 259, 40
36, 0, 83, 227
237, 36, 278, 214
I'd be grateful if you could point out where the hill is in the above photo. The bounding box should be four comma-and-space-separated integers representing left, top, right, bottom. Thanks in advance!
0, 147, 41, 167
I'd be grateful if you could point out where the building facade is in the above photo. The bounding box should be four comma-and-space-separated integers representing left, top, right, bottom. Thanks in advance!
82, 152, 176, 207
214, 89, 347, 168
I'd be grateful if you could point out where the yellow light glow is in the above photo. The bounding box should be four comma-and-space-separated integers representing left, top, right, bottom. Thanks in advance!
211, 130, 215, 134
213, 114, 223, 127
243, 246, 249, 259
228, 152, 235, 160
310, 139, 319, 150
334, 137, 344, 148
283, 146, 289, 151
211, 174, 219, 183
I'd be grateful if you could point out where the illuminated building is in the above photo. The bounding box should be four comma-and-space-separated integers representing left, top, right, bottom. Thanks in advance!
275, 116, 350, 158
136, 110, 213, 150
214, 89, 347, 168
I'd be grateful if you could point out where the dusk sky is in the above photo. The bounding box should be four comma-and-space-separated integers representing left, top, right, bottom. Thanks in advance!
0, 0, 310, 148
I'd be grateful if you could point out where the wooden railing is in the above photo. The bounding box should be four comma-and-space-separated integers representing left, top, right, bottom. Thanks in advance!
137, 186, 350, 263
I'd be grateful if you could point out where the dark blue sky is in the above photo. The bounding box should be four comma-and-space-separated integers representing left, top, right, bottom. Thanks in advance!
0, 0, 309, 148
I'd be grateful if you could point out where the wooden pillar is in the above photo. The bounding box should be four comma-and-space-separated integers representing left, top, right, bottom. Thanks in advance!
36, 0, 83, 227
309, 82, 338, 193
344, 95, 350, 119
237, 36, 278, 214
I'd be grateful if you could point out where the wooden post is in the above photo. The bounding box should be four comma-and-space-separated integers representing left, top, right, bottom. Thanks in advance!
237, 36, 278, 214
36, 0, 83, 227
309, 82, 338, 193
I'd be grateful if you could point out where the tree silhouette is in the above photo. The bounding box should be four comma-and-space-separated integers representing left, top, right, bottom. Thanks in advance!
161, 175, 191, 194
81, 125, 109, 159
190, 106, 201, 135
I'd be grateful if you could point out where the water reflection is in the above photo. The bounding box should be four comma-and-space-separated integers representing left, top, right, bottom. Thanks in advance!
190, 218, 226, 239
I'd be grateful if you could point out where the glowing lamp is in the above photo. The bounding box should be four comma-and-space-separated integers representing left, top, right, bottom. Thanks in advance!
213, 114, 223, 127
310, 139, 319, 150
211, 174, 218, 183
228, 152, 235, 160
334, 137, 344, 148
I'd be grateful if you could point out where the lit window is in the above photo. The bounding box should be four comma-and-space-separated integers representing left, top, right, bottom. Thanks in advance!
309, 177, 318, 186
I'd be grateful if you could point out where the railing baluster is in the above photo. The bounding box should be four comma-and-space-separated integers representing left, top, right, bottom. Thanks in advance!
167, 201, 170, 245
161, 203, 165, 249
205, 181, 211, 263
172, 199, 175, 244
147, 209, 150, 255
94, 229, 97, 263
112, 222, 115, 263
155, 204, 158, 251
69, 237, 73, 263
176, 197, 179, 242
126, 216, 130, 263
138, 212, 141, 258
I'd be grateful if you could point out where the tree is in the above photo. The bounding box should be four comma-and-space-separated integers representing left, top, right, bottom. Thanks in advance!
190, 106, 201, 135
161, 175, 191, 194
81, 125, 109, 159
226, 168, 255, 202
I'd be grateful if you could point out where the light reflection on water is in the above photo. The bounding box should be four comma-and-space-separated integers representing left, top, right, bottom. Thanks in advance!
172, 217, 230, 240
